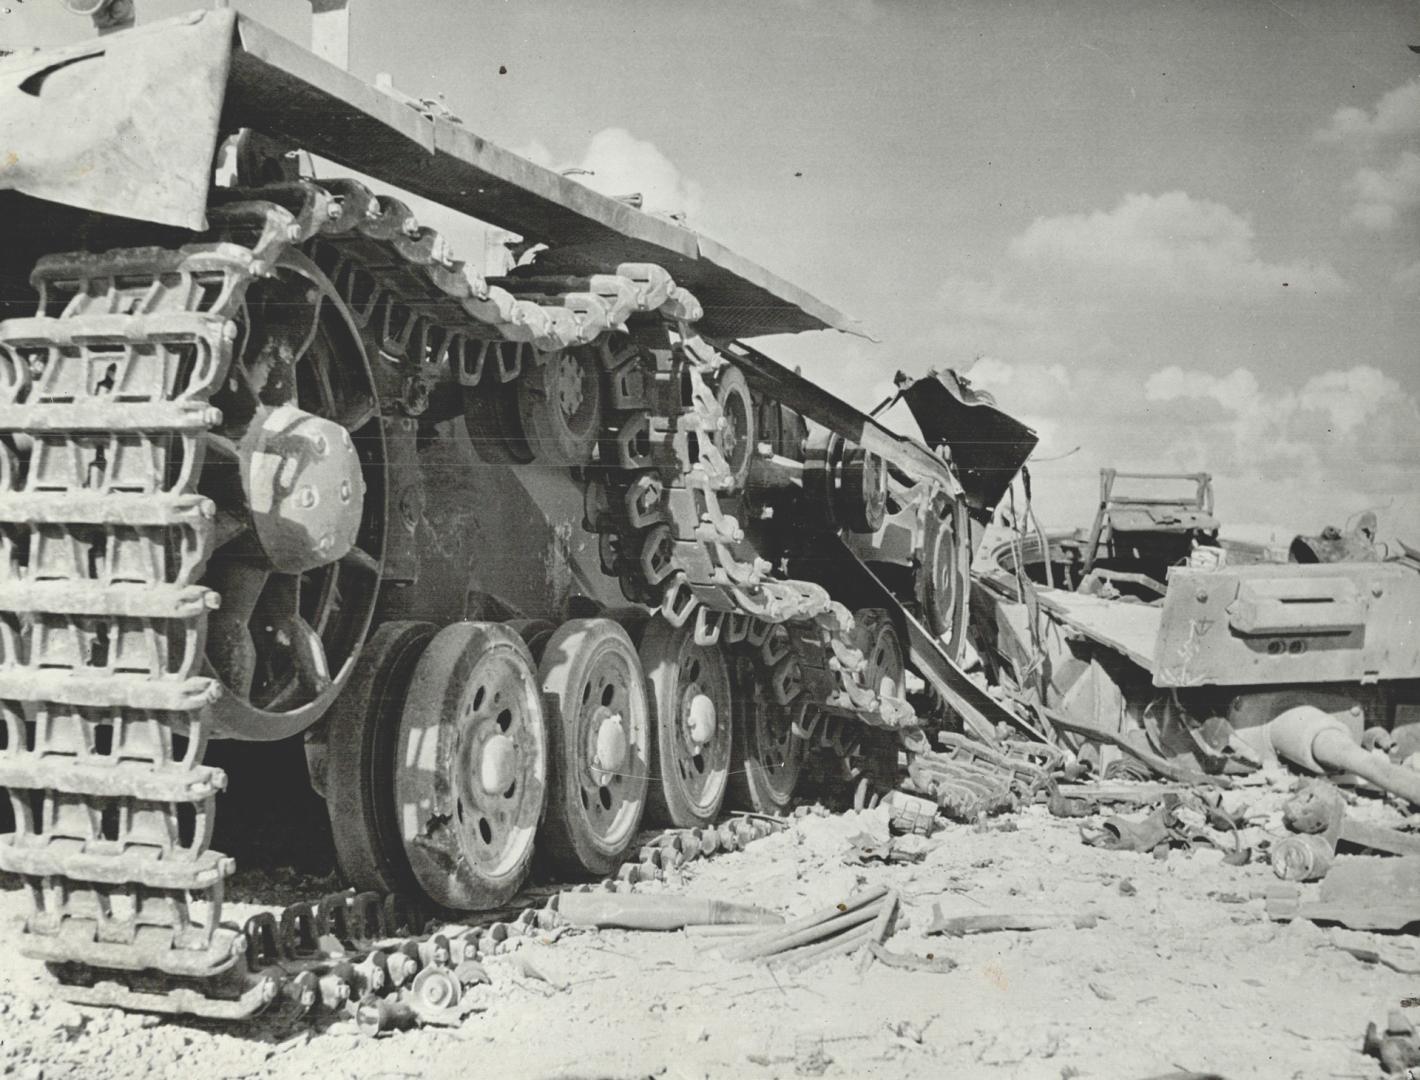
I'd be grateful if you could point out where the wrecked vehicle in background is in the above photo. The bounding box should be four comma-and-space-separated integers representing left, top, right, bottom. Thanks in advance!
972, 467, 1420, 800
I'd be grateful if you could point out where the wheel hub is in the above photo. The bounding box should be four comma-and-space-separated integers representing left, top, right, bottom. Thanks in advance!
591, 707, 628, 783
555, 353, 584, 417
480, 732, 518, 795
241, 403, 365, 574
685, 687, 718, 746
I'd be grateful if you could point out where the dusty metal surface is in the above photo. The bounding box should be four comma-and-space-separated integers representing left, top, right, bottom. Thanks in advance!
1153, 562, 1420, 687
0, 10, 232, 229
223, 16, 857, 340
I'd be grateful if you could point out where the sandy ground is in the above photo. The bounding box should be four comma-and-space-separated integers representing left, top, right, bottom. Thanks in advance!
0, 771, 1414, 1080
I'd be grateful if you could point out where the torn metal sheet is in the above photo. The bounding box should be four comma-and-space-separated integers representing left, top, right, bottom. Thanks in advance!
896, 368, 1038, 518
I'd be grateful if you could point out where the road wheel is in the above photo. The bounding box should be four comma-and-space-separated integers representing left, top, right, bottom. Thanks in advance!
323, 621, 436, 895
728, 655, 803, 815
394, 622, 548, 909
517, 347, 602, 466
537, 619, 650, 875
640, 618, 733, 828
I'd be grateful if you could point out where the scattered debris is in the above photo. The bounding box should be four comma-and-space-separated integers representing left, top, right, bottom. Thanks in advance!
1363, 1008, 1420, 1075
843, 833, 929, 866
1271, 832, 1334, 881
724, 886, 896, 971
1267, 856, 1420, 930
863, 942, 958, 974
552, 892, 782, 931
926, 906, 1099, 937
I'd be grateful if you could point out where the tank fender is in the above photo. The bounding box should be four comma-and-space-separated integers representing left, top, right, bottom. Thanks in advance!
0, 9, 235, 230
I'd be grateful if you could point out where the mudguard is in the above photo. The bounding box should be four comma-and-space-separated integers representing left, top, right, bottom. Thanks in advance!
0, 9, 233, 231
897, 368, 1038, 519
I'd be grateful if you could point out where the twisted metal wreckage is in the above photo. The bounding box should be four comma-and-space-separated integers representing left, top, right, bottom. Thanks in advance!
0, 0, 1416, 1028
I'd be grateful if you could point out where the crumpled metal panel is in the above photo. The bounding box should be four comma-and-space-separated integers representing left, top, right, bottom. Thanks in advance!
0, 9, 234, 231
898, 368, 1038, 519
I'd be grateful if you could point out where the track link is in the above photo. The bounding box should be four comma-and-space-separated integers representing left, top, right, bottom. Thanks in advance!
0, 240, 260, 1014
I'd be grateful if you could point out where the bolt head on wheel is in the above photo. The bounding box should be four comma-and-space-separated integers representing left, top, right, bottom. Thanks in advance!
394, 622, 547, 910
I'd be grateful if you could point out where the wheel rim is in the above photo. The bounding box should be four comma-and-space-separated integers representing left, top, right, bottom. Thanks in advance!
202, 251, 384, 739
642, 620, 733, 825
396, 623, 547, 909
451, 654, 542, 879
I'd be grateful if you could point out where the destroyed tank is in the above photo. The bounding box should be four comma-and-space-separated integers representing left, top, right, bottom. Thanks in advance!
973, 468, 1420, 794
0, 2, 1036, 1017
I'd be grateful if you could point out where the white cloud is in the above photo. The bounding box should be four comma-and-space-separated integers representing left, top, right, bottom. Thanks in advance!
1143, 363, 1420, 488
513, 128, 704, 222
966, 357, 1420, 539
1318, 79, 1420, 142
1348, 151, 1420, 231
1008, 192, 1347, 298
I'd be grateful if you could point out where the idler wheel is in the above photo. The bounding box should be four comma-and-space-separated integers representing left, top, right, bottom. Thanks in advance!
639, 618, 733, 828
241, 404, 365, 574
201, 251, 384, 741
517, 346, 602, 466
537, 619, 650, 875
728, 655, 804, 815
394, 622, 548, 909
324, 620, 436, 896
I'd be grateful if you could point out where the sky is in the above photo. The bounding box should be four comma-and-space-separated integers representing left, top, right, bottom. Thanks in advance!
5, 0, 1417, 538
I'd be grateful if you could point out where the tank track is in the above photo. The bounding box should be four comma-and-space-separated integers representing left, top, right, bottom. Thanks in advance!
0, 175, 955, 1017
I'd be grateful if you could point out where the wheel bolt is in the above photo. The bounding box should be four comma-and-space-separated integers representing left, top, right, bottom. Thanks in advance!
297, 487, 317, 508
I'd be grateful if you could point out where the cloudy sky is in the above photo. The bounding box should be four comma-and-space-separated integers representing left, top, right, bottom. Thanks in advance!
6, 0, 1417, 537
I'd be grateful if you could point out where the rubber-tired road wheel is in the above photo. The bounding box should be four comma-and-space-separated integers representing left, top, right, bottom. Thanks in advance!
394, 621, 548, 909
517, 347, 602, 466
324, 620, 436, 896
537, 618, 650, 876
728, 654, 803, 816
640, 618, 733, 828
464, 381, 534, 465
